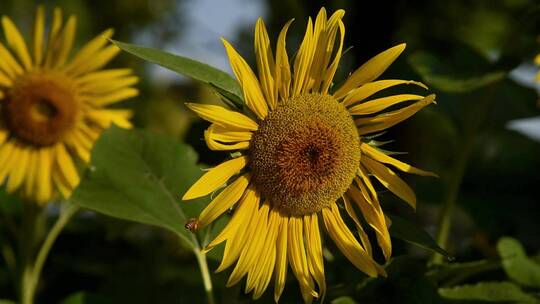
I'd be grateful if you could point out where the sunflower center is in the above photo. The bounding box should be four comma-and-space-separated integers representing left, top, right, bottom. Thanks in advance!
249, 93, 360, 216
2, 72, 78, 146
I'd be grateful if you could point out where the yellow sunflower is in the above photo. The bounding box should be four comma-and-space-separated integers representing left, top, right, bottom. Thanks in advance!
183, 8, 436, 303
0, 6, 137, 204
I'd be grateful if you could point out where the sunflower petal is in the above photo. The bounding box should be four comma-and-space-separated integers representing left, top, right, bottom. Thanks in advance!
356, 94, 436, 135
56, 144, 80, 189
2, 16, 32, 69
348, 94, 424, 116
362, 156, 416, 209
0, 42, 23, 77
183, 156, 248, 200
222, 38, 268, 119
53, 15, 77, 68
288, 216, 317, 303
36, 148, 54, 204
343, 195, 373, 257
254, 18, 276, 109
304, 213, 326, 301
343, 79, 428, 106
204, 124, 251, 151
274, 214, 288, 302
334, 44, 406, 99
292, 18, 315, 97
275, 19, 293, 100
186, 103, 258, 131
360, 143, 437, 177
33, 5, 45, 65
6, 144, 29, 193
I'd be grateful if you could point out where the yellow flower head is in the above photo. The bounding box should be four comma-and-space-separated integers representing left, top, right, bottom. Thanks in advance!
183, 8, 436, 302
0, 6, 138, 204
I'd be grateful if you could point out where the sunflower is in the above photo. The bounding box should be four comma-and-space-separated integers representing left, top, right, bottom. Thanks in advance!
183, 8, 436, 303
0, 6, 137, 204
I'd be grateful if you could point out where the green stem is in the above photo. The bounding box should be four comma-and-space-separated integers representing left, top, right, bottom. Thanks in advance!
19, 202, 45, 304
20, 203, 79, 304
194, 248, 216, 304
432, 86, 496, 264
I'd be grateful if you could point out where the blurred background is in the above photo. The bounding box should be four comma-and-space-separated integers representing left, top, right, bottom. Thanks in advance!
0, 0, 539, 303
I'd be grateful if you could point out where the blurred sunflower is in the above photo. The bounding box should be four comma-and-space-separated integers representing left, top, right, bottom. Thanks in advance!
0, 6, 137, 204
183, 8, 436, 303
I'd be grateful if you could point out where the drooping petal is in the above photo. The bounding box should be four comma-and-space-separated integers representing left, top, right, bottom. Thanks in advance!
183, 156, 248, 200
360, 143, 437, 177
304, 213, 326, 301
362, 156, 416, 209
348, 94, 424, 116
254, 18, 276, 109
274, 214, 289, 302
356, 94, 436, 135
321, 19, 345, 94
343, 79, 427, 106
292, 18, 315, 97
197, 173, 250, 227
222, 38, 269, 119
343, 195, 373, 257
288, 216, 317, 303
186, 103, 258, 131
322, 204, 381, 277
333, 44, 406, 99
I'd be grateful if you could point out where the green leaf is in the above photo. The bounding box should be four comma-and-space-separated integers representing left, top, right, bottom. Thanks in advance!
112, 40, 243, 102
331, 296, 357, 304
497, 237, 540, 288
72, 126, 208, 248
426, 260, 500, 285
439, 281, 538, 303
388, 215, 451, 259
409, 50, 505, 93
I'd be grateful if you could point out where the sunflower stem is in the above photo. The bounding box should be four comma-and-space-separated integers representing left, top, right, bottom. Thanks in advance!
19, 202, 45, 304
194, 248, 216, 304
432, 85, 496, 264
20, 202, 78, 304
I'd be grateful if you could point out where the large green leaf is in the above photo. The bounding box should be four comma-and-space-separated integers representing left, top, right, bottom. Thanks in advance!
439, 281, 538, 302
112, 40, 243, 103
426, 260, 500, 286
409, 50, 505, 93
72, 126, 208, 248
331, 296, 357, 304
497, 237, 540, 288
388, 215, 451, 259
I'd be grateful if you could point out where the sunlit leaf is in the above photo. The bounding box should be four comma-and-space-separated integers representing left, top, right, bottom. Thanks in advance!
439, 281, 538, 302
409, 50, 505, 93
497, 237, 540, 288
112, 40, 243, 103
73, 126, 208, 248
388, 215, 451, 259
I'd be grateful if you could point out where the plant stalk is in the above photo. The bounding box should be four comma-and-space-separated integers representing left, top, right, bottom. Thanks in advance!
195, 248, 216, 304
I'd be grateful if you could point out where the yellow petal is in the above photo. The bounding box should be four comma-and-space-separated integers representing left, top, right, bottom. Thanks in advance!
53, 15, 77, 68
64, 28, 114, 72
80, 76, 138, 94
347, 182, 391, 260
76, 68, 133, 84
288, 216, 317, 303
183, 156, 248, 200
343, 79, 427, 106
56, 144, 80, 189
198, 173, 250, 227
360, 143, 437, 177
349, 94, 424, 116
68, 45, 121, 76
204, 124, 251, 151
0, 71, 12, 87
273, 214, 288, 302
186, 103, 258, 131
24, 149, 38, 197
275, 19, 293, 101
0, 129, 7, 144
334, 44, 406, 99
321, 19, 345, 94
303, 8, 327, 92
254, 18, 276, 109
362, 156, 416, 209
0, 42, 23, 77
356, 94, 436, 135
343, 195, 373, 257
292, 18, 315, 97
6, 144, 29, 193
2, 16, 32, 70
36, 148, 54, 204
322, 204, 380, 277
90, 87, 139, 106
304, 213, 326, 301
44, 8, 63, 68
33, 5, 45, 65
227, 203, 270, 286
222, 38, 269, 119
0, 140, 16, 183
